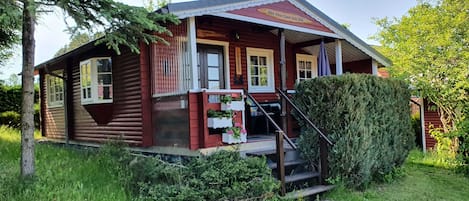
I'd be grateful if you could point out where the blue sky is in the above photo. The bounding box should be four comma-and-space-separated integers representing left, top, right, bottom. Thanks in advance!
0, 0, 417, 80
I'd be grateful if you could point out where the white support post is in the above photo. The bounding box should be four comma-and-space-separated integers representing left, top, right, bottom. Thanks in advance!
372, 60, 378, 75
188, 17, 199, 89
335, 39, 343, 75
420, 98, 427, 153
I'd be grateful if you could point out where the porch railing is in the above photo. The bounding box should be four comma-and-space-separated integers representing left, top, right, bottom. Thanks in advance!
277, 89, 334, 184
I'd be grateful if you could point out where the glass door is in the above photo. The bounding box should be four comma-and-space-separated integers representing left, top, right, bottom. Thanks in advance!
197, 44, 225, 89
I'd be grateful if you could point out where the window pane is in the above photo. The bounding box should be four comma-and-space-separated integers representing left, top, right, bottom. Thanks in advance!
87, 88, 91, 99
306, 61, 312, 69
97, 59, 112, 72
260, 77, 268, 86
98, 74, 112, 85
260, 67, 268, 75
103, 86, 112, 99
207, 53, 219, 67
259, 56, 266, 66
207, 67, 219, 80
250, 66, 258, 75
251, 77, 258, 86
208, 81, 219, 89
306, 71, 312, 78
250, 56, 258, 65
299, 71, 305, 79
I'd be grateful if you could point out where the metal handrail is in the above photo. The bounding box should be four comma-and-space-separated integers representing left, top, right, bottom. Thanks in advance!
245, 92, 297, 150
277, 89, 333, 146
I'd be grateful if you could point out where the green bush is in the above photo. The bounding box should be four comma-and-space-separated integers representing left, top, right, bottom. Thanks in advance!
411, 113, 422, 148
99, 144, 280, 200
293, 74, 414, 188
0, 111, 21, 128
0, 85, 41, 129
453, 119, 469, 175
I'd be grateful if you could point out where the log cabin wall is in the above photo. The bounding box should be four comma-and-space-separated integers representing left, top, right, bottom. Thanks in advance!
40, 64, 66, 140
71, 46, 144, 145
423, 100, 439, 149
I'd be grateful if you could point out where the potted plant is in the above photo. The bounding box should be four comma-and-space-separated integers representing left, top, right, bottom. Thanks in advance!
222, 123, 247, 144
220, 95, 245, 111
207, 109, 233, 128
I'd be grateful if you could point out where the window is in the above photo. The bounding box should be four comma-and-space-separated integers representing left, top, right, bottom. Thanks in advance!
246, 48, 274, 93
296, 54, 317, 83
80, 57, 113, 104
46, 71, 64, 107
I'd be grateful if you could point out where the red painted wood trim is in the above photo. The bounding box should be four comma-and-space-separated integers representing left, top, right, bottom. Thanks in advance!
228, 1, 333, 33
39, 69, 46, 137
140, 42, 153, 147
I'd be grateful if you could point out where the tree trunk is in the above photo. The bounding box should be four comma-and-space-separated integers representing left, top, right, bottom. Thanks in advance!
21, 0, 36, 177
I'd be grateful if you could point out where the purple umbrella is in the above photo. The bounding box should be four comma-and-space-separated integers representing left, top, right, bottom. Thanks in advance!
318, 40, 331, 76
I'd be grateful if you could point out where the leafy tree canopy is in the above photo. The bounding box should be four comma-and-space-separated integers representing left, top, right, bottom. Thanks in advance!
374, 0, 469, 129
54, 32, 103, 57
0, 1, 21, 65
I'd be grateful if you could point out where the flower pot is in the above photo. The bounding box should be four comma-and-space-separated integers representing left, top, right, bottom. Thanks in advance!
221, 101, 245, 111
222, 133, 247, 144
207, 117, 232, 128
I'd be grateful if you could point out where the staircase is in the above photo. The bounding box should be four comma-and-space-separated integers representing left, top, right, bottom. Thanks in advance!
245, 90, 335, 199
246, 147, 334, 199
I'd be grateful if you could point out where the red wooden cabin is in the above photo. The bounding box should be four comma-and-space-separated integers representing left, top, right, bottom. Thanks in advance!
35, 0, 391, 154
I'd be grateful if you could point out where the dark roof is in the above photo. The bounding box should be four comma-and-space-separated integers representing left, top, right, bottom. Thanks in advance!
167, 0, 253, 12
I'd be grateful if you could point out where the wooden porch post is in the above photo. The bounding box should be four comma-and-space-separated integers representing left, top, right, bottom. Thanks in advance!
335, 39, 343, 75
372, 60, 378, 75
188, 17, 199, 89
276, 130, 286, 196
279, 29, 288, 132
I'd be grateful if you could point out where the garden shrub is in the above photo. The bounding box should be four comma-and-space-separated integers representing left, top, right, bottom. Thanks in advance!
293, 74, 414, 188
0, 111, 21, 128
0, 85, 41, 128
99, 144, 280, 200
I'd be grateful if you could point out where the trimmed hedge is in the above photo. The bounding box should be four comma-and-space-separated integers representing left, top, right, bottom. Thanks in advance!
293, 74, 414, 188
0, 85, 40, 128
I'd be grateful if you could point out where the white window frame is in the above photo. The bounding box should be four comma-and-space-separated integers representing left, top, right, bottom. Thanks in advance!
246, 47, 275, 93
46, 71, 64, 108
296, 54, 318, 83
80, 57, 113, 105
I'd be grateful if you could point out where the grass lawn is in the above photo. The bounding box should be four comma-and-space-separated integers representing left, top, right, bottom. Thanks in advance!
0, 126, 128, 201
325, 150, 469, 201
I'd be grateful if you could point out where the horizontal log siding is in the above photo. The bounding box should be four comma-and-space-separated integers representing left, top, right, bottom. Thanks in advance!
41, 64, 66, 139
424, 101, 439, 149
72, 47, 143, 145
188, 93, 200, 150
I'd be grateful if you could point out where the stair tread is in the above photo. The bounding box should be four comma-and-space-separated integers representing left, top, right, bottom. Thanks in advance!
284, 185, 335, 199
246, 148, 294, 156
268, 159, 306, 169
285, 171, 320, 183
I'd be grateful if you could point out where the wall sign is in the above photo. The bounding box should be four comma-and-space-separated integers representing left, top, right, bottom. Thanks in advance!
257, 8, 313, 24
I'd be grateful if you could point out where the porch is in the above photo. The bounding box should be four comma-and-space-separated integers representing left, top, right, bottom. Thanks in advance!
150, 13, 385, 150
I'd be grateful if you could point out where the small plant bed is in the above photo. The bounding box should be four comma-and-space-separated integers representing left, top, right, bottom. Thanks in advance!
220, 95, 245, 111
222, 123, 247, 144
207, 109, 233, 128
324, 150, 469, 201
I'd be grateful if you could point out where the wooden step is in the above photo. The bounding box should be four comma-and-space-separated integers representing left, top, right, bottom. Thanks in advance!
284, 185, 335, 199
268, 159, 305, 169
285, 171, 320, 183
246, 148, 293, 156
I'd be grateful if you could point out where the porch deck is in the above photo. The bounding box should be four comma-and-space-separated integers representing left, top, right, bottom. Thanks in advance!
38, 135, 292, 157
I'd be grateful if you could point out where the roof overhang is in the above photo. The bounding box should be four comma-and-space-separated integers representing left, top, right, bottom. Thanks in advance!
163, 0, 392, 67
